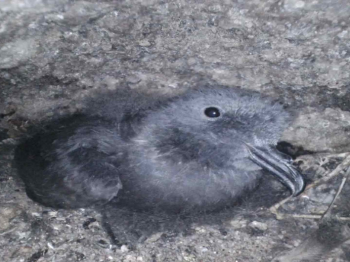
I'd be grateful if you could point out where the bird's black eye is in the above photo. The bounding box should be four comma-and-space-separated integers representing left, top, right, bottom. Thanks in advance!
204, 107, 221, 118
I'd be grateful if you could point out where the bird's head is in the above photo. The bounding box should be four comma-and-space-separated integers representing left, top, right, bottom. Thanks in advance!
136, 85, 304, 196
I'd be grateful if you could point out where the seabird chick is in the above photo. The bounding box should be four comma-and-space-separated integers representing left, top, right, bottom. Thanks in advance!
15, 85, 304, 214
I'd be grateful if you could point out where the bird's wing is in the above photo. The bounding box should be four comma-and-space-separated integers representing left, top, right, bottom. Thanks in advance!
15, 115, 123, 209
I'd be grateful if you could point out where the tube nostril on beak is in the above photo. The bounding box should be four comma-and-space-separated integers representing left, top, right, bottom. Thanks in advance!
245, 143, 305, 196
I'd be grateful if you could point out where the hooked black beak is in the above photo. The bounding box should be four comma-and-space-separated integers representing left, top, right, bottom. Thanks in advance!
245, 143, 305, 196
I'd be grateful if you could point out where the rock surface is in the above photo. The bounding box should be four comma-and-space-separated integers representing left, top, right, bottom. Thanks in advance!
1, 0, 350, 261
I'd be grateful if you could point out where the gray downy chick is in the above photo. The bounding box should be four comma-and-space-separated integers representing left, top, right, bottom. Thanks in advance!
15, 85, 304, 214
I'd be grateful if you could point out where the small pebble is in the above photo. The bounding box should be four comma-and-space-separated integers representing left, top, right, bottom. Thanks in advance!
120, 245, 129, 253
249, 221, 268, 231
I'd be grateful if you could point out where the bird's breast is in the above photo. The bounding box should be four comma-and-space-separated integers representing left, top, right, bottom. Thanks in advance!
119, 153, 262, 213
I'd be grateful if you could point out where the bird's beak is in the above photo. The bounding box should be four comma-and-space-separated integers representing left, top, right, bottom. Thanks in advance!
245, 143, 305, 196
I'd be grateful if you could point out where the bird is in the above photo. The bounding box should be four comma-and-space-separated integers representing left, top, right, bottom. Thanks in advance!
14, 85, 304, 214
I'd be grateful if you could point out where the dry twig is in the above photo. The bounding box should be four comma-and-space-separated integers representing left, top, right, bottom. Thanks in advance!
270, 153, 350, 220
